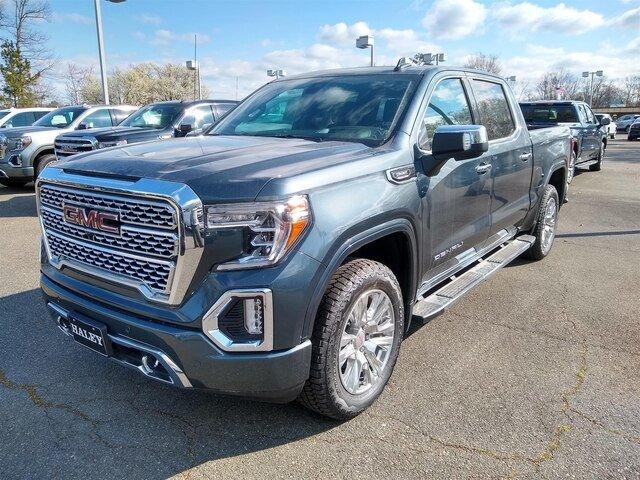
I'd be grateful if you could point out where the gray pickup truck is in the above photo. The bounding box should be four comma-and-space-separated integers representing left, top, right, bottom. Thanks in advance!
38, 64, 570, 419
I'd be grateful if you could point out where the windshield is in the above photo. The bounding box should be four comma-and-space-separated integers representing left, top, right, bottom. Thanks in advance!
209, 74, 419, 146
520, 104, 579, 123
120, 104, 182, 129
0, 111, 9, 119
35, 107, 87, 128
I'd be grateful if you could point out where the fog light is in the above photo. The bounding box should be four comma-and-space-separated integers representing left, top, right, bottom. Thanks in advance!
244, 297, 264, 335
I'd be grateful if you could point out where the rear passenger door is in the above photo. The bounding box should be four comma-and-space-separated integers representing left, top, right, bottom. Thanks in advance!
468, 77, 532, 235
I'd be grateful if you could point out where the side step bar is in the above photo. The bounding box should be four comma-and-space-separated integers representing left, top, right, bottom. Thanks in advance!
412, 235, 535, 320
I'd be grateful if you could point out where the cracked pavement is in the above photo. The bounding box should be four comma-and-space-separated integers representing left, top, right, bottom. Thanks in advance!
1, 139, 639, 479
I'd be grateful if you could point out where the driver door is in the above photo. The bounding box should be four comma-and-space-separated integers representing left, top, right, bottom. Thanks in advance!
417, 76, 492, 277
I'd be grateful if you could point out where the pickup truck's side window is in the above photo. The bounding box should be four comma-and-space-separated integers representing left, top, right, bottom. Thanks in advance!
82, 109, 114, 128
182, 105, 215, 130
418, 78, 473, 150
584, 106, 597, 125
470, 80, 515, 140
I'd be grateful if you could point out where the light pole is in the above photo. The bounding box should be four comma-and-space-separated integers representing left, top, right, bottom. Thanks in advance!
420, 52, 446, 66
582, 70, 603, 106
94, 0, 126, 105
267, 69, 285, 79
186, 34, 201, 100
356, 35, 374, 67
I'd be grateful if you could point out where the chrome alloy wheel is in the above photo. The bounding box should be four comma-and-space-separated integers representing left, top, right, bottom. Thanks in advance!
338, 289, 395, 395
541, 196, 557, 254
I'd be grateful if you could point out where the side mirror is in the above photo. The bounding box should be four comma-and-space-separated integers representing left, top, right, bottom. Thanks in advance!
77, 123, 88, 130
432, 125, 489, 161
599, 117, 611, 126
177, 123, 194, 136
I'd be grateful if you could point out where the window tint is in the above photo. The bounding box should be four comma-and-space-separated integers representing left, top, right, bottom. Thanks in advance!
35, 107, 87, 128
120, 104, 182, 129
8, 112, 36, 127
584, 106, 596, 124
215, 103, 235, 118
419, 78, 473, 150
471, 80, 515, 140
182, 105, 214, 130
34, 110, 49, 120
81, 109, 113, 128
520, 104, 579, 124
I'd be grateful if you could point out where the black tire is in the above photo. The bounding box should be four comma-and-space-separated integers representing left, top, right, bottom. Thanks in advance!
525, 184, 559, 261
589, 141, 604, 172
298, 258, 404, 420
0, 178, 30, 188
34, 153, 56, 179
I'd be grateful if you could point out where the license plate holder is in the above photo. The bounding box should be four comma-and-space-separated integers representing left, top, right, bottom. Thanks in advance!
67, 313, 112, 356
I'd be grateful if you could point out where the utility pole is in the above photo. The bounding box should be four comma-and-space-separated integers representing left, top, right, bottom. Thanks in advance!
94, 0, 109, 105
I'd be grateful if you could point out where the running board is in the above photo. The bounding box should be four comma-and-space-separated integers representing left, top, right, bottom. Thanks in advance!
412, 235, 535, 320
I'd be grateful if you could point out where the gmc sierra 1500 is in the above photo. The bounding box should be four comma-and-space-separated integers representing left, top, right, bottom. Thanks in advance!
38, 64, 571, 419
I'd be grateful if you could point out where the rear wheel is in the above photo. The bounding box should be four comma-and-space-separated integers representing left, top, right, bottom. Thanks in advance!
589, 141, 604, 172
525, 184, 559, 261
299, 258, 404, 420
34, 153, 56, 179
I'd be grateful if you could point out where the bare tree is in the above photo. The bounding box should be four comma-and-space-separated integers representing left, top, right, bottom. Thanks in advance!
620, 75, 640, 107
533, 69, 581, 101
463, 53, 503, 75
64, 63, 94, 104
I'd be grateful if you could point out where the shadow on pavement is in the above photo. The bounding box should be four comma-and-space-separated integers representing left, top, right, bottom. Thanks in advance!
556, 229, 640, 239
0, 288, 338, 479
0, 185, 37, 218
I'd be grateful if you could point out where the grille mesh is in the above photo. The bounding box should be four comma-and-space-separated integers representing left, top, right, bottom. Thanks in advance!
39, 184, 176, 229
41, 207, 177, 258
47, 233, 173, 292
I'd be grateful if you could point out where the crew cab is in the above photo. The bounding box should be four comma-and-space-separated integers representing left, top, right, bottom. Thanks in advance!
38, 64, 571, 419
520, 100, 610, 181
54, 100, 238, 160
0, 107, 53, 129
0, 104, 136, 187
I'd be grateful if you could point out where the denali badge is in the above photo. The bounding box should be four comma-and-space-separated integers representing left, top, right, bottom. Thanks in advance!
62, 204, 120, 235
434, 241, 464, 261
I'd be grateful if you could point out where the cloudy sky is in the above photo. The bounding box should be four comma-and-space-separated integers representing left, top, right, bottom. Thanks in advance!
46, 0, 639, 100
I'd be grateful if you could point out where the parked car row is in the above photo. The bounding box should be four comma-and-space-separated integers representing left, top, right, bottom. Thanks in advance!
0, 99, 237, 187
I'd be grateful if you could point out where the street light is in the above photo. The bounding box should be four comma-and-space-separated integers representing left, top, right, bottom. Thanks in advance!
267, 69, 285, 79
420, 52, 446, 66
356, 35, 374, 67
94, 0, 125, 105
506, 75, 516, 83
186, 34, 201, 100
582, 70, 603, 106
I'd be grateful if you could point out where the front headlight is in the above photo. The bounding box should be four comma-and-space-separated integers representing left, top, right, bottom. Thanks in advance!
98, 139, 127, 149
16, 136, 31, 149
205, 195, 311, 270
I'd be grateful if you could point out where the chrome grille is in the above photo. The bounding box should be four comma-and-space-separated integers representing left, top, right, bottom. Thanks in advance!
40, 183, 177, 229
54, 137, 96, 158
38, 181, 181, 298
47, 232, 173, 291
41, 207, 178, 258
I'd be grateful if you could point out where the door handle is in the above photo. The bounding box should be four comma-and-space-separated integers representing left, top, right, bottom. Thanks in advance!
519, 153, 532, 162
475, 163, 492, 174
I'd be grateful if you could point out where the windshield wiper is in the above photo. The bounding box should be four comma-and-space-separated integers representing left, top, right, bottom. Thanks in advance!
271, 134, 324, 143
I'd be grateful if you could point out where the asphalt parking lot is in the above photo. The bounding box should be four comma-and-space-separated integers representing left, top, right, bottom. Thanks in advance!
1, 138, 639, 479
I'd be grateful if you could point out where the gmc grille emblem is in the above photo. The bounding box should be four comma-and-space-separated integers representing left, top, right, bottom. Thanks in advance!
62, 204, 120, 235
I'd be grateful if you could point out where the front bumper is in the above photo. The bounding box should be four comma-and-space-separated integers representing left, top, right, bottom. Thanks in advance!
42, 273, 313, 402
0, 161, 33, 180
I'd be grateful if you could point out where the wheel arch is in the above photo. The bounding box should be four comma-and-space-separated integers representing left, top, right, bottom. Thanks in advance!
32, 148, 55, 178
301, 219, 418, 341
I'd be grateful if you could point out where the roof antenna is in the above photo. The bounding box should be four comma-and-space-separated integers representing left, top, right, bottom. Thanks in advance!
394, 56, 417, 71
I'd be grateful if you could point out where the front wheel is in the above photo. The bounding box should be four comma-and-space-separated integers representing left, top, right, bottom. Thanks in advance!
525, 184, 559, 261
34, 153, 56, 179
298, 258, 404, 420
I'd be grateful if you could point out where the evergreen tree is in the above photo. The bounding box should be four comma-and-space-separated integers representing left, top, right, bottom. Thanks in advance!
0, 41, 40, 107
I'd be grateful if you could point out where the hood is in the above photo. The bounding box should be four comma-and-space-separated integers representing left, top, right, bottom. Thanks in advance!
57, 135, 374, 202
0, 125, 61, 137
59, 126, 169, 143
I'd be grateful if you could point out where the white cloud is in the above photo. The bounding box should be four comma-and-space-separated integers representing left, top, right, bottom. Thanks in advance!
318, 21, 371, 45
422, 0, 487, 39
138, 14, 162, 25
625, 36, 640, 55
609, 7, 640, 28
151, 30, 211, 46
376, 28, 441, 55
52, 12, 93, 25
494, 2, 605, 35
